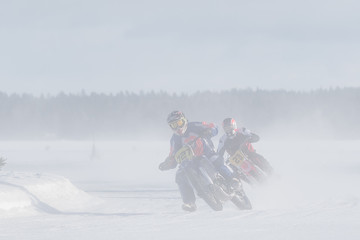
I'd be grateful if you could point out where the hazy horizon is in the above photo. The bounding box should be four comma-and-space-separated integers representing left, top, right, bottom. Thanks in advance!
0, 88, 359, 140
1, 86, 359, 97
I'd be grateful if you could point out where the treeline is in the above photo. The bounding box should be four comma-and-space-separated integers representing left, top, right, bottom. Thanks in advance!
0, 88, 359, 140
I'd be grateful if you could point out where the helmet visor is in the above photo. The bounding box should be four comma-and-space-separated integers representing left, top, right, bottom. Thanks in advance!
169, 119, 185, 130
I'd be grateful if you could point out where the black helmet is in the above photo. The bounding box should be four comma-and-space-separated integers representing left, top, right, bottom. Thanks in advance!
167, 111, 188, 135
222, 118, 237, 136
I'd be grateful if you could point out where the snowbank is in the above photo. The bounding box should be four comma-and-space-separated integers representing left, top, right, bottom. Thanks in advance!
0, 172, 97, 216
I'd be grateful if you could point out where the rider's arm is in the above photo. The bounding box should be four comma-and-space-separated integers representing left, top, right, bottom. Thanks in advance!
158, 136, 178, 171
241, 128, 260, 143
198, 122, 218, 138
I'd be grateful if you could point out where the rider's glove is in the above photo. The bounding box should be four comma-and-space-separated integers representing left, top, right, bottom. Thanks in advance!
158, 157, 177, 171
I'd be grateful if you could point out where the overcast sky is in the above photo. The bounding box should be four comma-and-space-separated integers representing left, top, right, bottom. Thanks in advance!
1, 0, 360, 95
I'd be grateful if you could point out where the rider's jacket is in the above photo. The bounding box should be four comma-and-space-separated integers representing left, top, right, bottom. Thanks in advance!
169, 122, 218, 160
217, 128, 259, 159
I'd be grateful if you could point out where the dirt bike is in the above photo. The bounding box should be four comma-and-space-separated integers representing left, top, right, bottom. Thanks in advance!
174, 138, 252, 211
245, 142, 273, 175
226, 142, 272, 185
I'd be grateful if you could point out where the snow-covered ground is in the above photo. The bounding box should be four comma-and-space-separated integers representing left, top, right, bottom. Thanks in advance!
0, 140, 359, 240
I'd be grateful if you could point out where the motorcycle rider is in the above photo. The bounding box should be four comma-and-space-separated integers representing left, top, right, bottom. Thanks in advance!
158, 111, 222, 212
217, 117, 273, 177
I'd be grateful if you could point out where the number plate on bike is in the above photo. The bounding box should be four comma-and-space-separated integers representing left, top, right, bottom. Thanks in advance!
175, 145, 194, 164
229, 150, 246, 166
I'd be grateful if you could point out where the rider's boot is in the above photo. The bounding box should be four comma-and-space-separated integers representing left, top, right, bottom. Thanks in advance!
182, 202, 197, 212
230, 178, 241, 190
230, 178, 247, 198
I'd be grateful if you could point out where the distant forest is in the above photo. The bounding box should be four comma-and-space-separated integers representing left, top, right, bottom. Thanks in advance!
0, 88, 359, 140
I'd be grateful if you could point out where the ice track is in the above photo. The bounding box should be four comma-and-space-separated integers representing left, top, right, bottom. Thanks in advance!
0, 140, 359, 240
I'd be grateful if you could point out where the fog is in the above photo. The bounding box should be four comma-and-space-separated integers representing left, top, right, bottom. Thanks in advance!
1, 1, 360, 239
0, 89, 359, 239
0, 88, 359, 141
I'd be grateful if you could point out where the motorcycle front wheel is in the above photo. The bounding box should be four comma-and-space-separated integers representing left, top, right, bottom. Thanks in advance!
231, 192, 252, 210
185, 168, 223, 211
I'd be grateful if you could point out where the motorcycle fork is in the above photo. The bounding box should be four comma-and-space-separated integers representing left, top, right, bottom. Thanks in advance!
198, 166, 214, 186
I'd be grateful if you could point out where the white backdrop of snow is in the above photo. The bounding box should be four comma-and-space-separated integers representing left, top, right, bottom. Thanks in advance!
0, 140, 359, 240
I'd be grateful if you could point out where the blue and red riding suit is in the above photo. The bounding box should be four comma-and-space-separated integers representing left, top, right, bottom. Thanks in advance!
168, 121, 218, 205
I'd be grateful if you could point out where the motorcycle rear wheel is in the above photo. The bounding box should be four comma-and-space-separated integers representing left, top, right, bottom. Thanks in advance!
250, 166, 267, 183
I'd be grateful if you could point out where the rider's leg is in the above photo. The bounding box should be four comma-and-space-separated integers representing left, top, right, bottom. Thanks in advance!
210, 155, 233, 180
175, 167, 196, 211
210, 155, 242, 190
